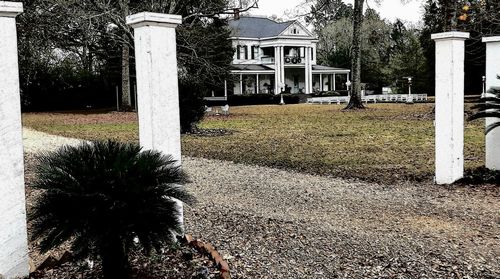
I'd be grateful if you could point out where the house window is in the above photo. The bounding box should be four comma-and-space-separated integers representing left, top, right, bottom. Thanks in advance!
293, 28, 298, 34
251, 46, 259, 59
243, 45, 248, 60
237, 45, 247, 60
311, 47, 314, 61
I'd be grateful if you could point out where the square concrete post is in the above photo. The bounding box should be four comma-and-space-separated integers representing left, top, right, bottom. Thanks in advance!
126, 12, 182, 163
432, 32, 469, 184
126, 13, 185, 226
482, 36, 500, 170
0, 2, 29, 278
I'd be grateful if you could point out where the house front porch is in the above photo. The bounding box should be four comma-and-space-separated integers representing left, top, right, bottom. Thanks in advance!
230, 64, 351, 95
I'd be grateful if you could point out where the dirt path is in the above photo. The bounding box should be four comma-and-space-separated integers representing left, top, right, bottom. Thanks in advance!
23, 128, 500, 278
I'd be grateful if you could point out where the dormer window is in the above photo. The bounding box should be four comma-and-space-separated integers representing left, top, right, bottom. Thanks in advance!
251, 46, 259, 60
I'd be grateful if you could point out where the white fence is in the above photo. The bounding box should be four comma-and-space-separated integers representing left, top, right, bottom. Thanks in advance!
307, 94, 428, 104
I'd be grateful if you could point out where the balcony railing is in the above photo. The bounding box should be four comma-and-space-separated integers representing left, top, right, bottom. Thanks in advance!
261, 56, 275, 64
260, 55, 306, 65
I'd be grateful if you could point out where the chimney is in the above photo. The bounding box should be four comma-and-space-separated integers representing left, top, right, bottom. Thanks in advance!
233, 8, 240, 20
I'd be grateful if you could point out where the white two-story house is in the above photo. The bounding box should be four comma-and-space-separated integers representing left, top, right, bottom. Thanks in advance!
229, 16, 350, 95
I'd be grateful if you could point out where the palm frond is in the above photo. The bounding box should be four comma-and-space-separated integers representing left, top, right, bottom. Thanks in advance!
469, 78, 500, 135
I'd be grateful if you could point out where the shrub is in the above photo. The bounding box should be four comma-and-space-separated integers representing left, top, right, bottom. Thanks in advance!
30, 140, 194, 279
458, 166, 500, 185
179, 83, 207, 133
228, 93, 301, 106
272, 94, 301, 104
228, 94, 274, 105
309, 91, 349, 97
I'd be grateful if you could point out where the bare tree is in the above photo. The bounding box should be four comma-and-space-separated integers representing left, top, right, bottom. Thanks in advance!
345, 0, 365, 109
345, 0, 415, 110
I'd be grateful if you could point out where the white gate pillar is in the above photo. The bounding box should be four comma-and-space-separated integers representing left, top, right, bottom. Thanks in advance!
482, 36, 500, 170
0, 2, 29, 278
127, 12, 182, 162
126, 13, 185, 225
432, 32, 469, 184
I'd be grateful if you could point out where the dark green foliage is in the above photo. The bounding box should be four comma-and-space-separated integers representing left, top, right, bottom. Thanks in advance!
306, 0, 353, 30
176, 17, 234, 131
30, 140, 194, 278
16, 0, 123, 110
228, 94, 275, 105
272, 94, 301, 105
227, 94, 301, 106
458, 166, 500, 185
15, 0, 234, 130
421, 0, 500, 95
310, 91, 344, 97
179, 83, 207, 133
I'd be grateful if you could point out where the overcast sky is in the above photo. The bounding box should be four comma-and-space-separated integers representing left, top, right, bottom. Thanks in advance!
248, 0, 425, 24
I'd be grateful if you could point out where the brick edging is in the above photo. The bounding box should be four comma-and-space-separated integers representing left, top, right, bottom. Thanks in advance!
184, 234, 231, 279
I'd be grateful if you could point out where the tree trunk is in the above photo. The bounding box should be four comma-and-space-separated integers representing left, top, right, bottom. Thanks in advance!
345, 0, 365, 110
100, 236, 130, 279
121, 41, 132, 110
120, 0, 132, 110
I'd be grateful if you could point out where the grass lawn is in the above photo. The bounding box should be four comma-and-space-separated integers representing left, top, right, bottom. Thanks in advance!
23, 103, 485, 183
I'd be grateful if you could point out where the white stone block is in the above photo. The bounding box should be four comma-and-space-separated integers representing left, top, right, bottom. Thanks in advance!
432, 32, 469, 184
0, 2, 29, 278
482, 36, 500, 170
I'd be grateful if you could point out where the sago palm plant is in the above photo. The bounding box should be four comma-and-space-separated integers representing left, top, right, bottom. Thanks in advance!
30, 140, 194, 279
469, 83, 500, 133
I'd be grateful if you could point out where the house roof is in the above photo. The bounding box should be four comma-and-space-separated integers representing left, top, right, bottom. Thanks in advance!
228, 16, 294, 39
312, 65, 350, 72
231, 64, 274, 71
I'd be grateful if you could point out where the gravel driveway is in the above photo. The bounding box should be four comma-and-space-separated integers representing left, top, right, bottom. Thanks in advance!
23, 128, 500, 278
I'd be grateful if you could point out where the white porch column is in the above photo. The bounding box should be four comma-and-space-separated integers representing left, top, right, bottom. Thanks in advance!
256, 74, 260, 94
309, 66, 313, 93
307, 47, 313, 94
0, 2, 29, 278
432, 31, 469, 184
274, 46, 281, 93
483, 36, 500, 170
280, 46, 285, 90
304, 47, 310, 94
333, 74, 336, 91
308, 51, 313, 93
